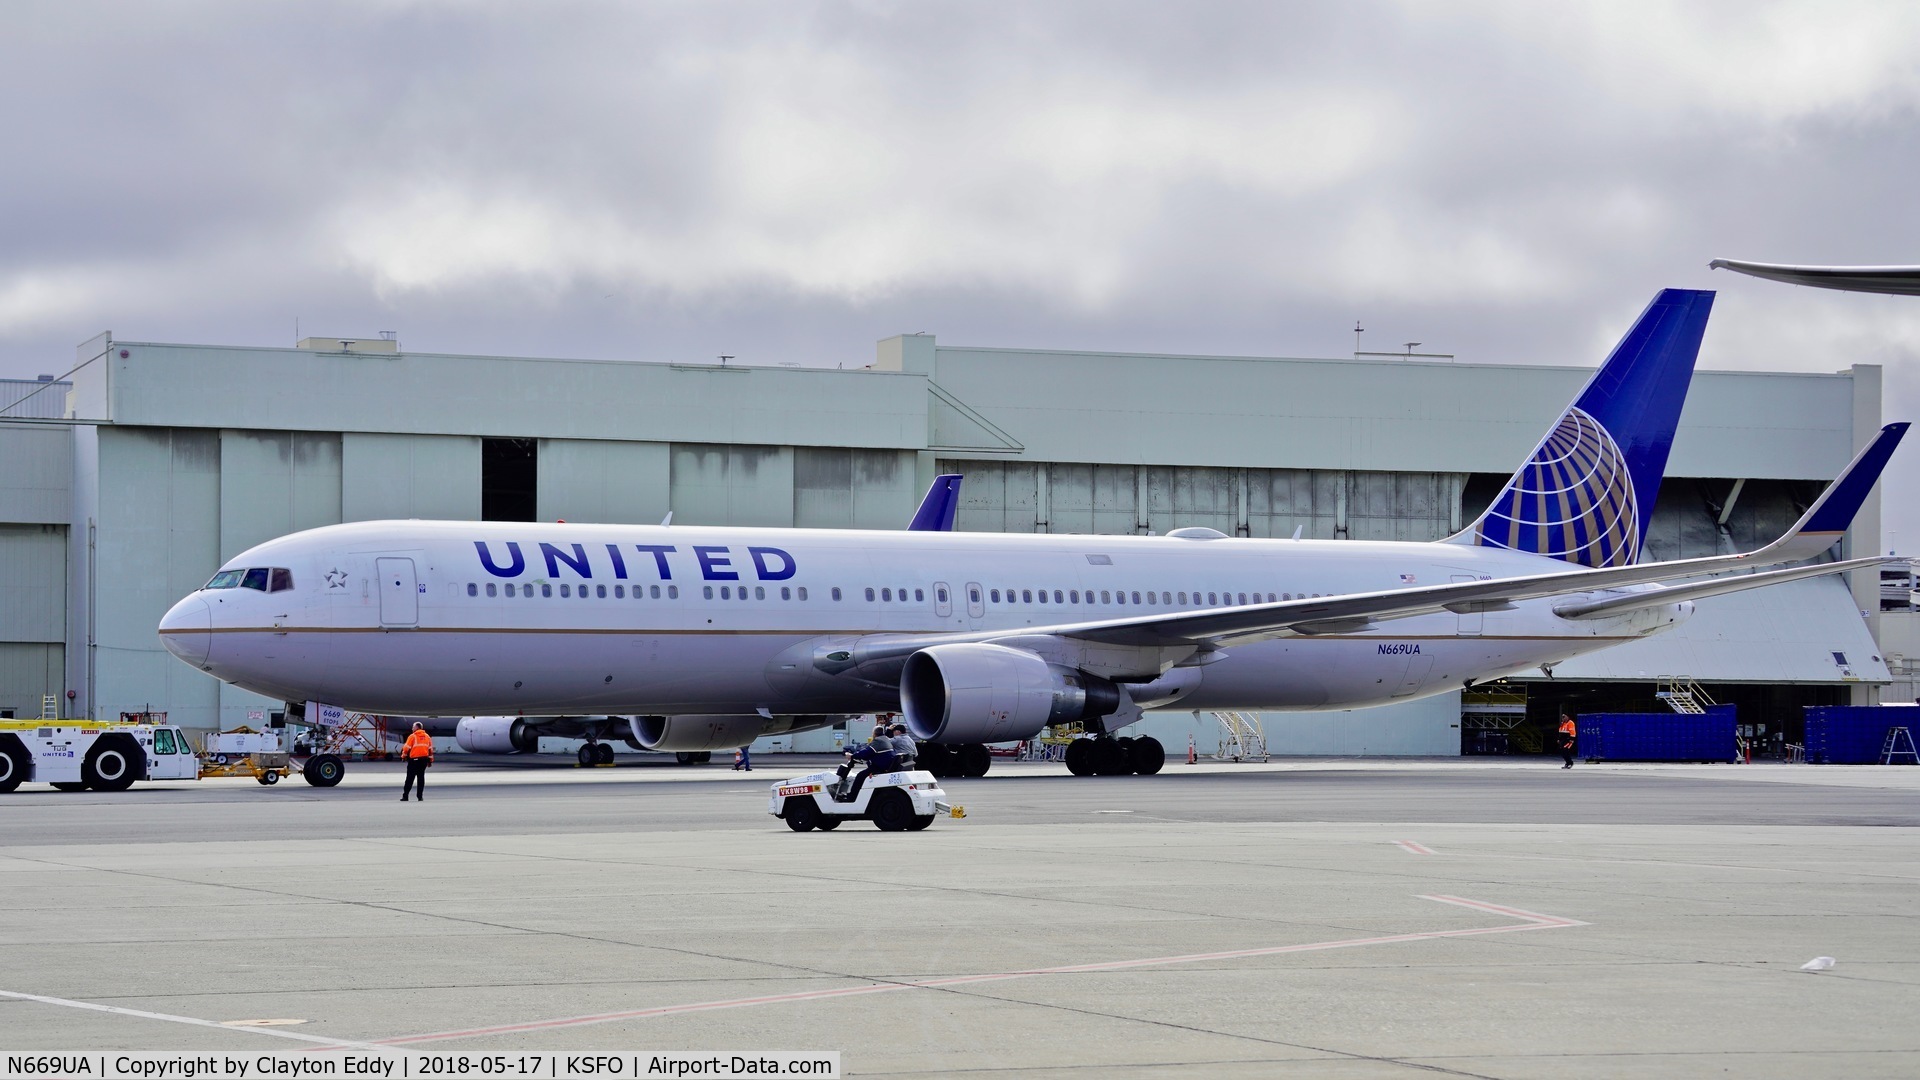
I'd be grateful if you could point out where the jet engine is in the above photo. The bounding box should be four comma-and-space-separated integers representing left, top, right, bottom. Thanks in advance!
900, 643, 1121, 744
454, 716, 538, 754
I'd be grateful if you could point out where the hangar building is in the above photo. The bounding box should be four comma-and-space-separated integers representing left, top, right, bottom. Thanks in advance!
0, 327, 1898, 756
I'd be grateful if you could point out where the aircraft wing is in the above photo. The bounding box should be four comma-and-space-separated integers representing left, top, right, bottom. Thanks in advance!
820, 423, 1903, 673
1710, 259, 1920, 296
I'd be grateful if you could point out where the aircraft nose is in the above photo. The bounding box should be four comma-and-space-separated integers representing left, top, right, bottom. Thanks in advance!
159, 596, 212, 668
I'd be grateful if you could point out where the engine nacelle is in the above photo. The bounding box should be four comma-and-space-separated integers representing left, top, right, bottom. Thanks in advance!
630, 714, 771, 753
900, 644, 1121, 743
455, 716, 537, 754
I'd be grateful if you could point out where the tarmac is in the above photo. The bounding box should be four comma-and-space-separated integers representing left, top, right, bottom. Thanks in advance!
3, 755, 1918, 1078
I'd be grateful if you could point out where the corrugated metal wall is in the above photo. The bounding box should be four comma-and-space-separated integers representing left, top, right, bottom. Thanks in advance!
940, 460, 1465, 540
0, 523, 66, 717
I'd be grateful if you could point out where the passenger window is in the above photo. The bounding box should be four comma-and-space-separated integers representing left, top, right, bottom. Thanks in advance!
241, 568, 269, 591
832, 587, 842, 601
937, 587, 948, 603
1022, 590, 1033, 603
755, 586, 765, 600
650, 585, 662, 599
1208, 592, 1218, 604
708, 586, 718, 599
542, 584, 553, 597
205, 570, 243, 589
1178, 592, 1187, 604
486, 583, 497, 597
1099, 590, 1110, 603
881, 588, 891, 602
596, 585, 607, 598
1037, 590, 1047, 604
1070, 590, 1079, 603
1267, 592, 1276, 602
559, 584, 571, 597
503, 583, 514, 597
865, 587, 875, 602
991, 589, 1001, 603
915, 588, 924, 602
797, 587, 808, 600
781, 586, 791, 600
467, 583, 478, 597
270, 568, 294, 592
615, 585, 625, 598
1053, 590, 1063, 604
667, 585, 678, 599
1131, 591, 1141, 604
580, 587, 589, 600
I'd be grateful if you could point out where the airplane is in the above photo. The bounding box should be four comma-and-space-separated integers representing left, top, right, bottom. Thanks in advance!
418, 474, 968, 766
158, 289, 1906, 778
1710, 259, 1920, 295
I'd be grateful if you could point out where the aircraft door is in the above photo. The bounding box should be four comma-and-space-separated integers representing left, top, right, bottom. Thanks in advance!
1451, 574, 1482, 635
1391, 652, 1435, 697
965, 581, 985, 620
377, 557, 419, 628
934, 582, 953, 618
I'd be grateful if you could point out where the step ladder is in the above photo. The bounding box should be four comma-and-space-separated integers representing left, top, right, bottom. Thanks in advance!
1654, 676, 1713, 714
1206, 711, 1269, 762
41, 695, 58, 721
1881, 727, 1919, 765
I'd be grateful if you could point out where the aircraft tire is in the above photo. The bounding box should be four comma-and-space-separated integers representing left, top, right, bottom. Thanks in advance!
870, 788, 914, 831
51, 782, 89, 791
0, 735, 27, 793
1115, 737, 1139, 774
907, 814, 934, 831
303, 754, 345, 787
577, 744, 597, 767
816, 816, 842, 831
918, 743, 951, 777
691, 751, 712, 764
1064, 738, 1093, 776
595, 742, 616, 766
83, 735, 142, 792
959, 743, 991, 777
783, 797, 820, 832
1130, 736, 1166, 775
1090, 738, 1128, 776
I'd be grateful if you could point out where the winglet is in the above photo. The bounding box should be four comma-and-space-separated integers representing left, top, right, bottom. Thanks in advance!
1751, 422, 1908, 563
907, 474, 963, 531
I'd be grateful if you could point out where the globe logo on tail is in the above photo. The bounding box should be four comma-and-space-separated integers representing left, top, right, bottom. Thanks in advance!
1475, 408, 1638, 568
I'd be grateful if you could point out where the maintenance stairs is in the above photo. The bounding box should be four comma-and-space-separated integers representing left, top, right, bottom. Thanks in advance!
1882, 726, 1919, 765
1655, 676, 1715, 714
1208, 711, 1270, 762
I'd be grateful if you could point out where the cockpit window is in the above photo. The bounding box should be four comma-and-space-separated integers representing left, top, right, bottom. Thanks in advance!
241, 568, 270, 591
205, 570, 243, 589
269, 568, 294, 592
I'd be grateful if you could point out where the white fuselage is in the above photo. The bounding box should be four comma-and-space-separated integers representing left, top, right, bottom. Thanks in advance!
159, 520, 1689, 718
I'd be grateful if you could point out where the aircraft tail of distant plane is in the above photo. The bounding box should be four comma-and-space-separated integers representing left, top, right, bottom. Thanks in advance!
907, 474, 963, 531
1448, 289, 1715, 567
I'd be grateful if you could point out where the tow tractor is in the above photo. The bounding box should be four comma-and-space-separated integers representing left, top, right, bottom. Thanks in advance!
0, 707, 348, 792
769, 767, 965, 832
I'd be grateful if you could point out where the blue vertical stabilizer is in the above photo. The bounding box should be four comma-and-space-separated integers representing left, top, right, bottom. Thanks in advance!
1453, 289, 1714, 567
907, 475, 963, 532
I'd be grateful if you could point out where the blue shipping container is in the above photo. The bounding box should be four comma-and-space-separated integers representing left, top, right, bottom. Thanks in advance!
1575, 705, 1737, 762
1803, 705, 1920, 764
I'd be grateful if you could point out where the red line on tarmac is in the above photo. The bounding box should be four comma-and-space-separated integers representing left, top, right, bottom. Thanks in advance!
374, 894, 1586, 1046
1394, 840, 1437, 855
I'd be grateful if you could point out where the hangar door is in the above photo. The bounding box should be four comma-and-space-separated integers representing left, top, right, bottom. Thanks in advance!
376, 557, 418, 628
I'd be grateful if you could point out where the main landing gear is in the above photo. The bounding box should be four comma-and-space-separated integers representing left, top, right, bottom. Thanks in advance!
576, 741, 616, 766
1064, 735, 1165, 776
916, 742, 992, 779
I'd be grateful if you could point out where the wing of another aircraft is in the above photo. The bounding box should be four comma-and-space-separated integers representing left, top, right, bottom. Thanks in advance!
818, 423, 1905, 676
1710, 259, 1920, 296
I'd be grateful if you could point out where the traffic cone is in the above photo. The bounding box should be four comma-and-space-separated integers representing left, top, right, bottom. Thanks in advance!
1186, 734, 1197, 765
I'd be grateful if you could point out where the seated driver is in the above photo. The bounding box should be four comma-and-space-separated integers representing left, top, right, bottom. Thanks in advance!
834, 725, 899, 801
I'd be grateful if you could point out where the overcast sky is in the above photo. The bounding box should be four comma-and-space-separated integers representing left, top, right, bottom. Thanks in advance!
4, 1, 1916, 547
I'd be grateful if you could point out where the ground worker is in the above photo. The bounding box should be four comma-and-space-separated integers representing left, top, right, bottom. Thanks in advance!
1557, 712, 1578, 769
401, 722, 434, 800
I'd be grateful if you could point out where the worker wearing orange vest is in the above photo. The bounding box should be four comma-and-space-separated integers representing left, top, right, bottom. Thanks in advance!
401, 722, 434, 801
1557, 712, 1578, 770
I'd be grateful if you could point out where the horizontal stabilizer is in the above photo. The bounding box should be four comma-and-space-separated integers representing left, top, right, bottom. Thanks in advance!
1710, 259, 1920, 296
1552, 556, 1887, 620
1744, 422, 1907, 564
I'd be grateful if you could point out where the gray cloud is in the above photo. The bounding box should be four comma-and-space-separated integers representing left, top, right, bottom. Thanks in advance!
4, 0, 1917, 543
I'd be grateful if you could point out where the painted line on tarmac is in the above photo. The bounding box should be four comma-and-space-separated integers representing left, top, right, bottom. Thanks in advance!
374, 894, 1586, 1046
0, 989, 382, 1049
1394, 840, 1437, 855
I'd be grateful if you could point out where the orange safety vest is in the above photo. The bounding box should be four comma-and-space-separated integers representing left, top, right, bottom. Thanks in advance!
403, 731, 434, 759
1558, 718, 1577, 739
